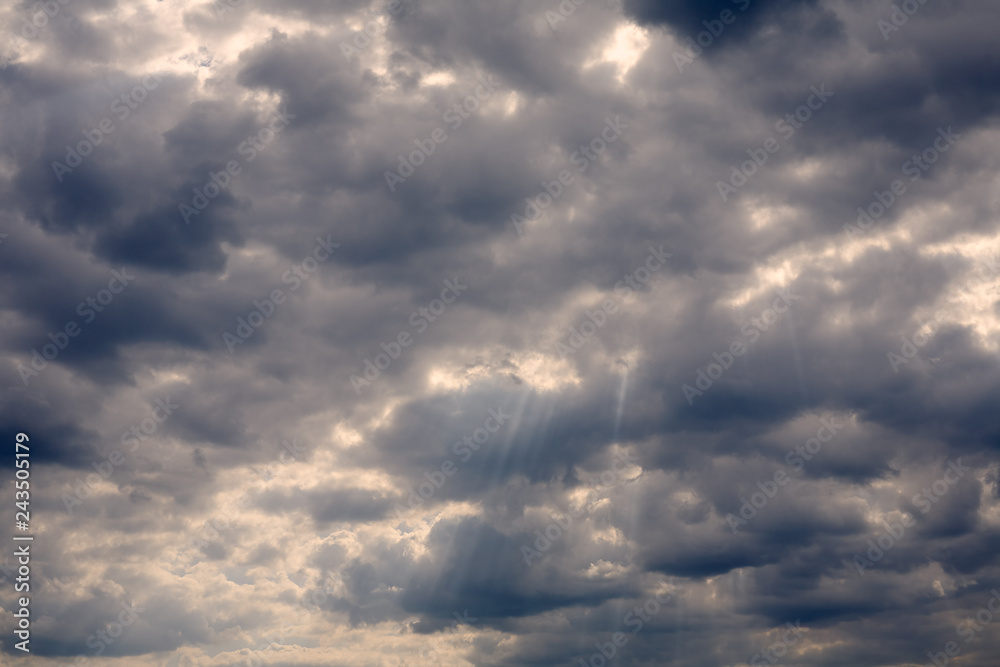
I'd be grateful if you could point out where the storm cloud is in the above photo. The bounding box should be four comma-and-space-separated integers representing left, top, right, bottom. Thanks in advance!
1, 0, 999, 665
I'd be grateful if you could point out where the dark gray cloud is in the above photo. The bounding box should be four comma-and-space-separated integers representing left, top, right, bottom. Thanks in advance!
1, 0, 1000, 665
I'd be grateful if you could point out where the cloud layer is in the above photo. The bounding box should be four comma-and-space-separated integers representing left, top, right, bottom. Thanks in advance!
1, 0, 1000, 665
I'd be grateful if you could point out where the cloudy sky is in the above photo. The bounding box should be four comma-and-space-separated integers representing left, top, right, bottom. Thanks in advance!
1, 0, 1000, 665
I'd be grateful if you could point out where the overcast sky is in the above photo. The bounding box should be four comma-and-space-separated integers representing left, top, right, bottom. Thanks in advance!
1, 0, 1000, 665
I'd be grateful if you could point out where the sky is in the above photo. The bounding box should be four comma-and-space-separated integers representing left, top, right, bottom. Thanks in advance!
1, 0, 1000, 665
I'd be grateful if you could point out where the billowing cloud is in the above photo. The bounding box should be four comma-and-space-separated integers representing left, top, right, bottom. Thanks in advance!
1, 0, 1000, 665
